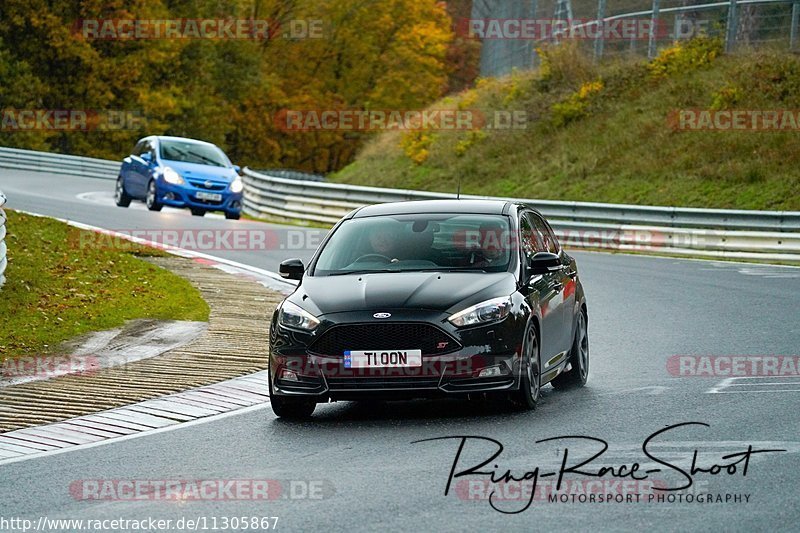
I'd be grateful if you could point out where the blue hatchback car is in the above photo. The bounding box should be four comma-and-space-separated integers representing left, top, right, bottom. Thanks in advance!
115, 136, 244, 219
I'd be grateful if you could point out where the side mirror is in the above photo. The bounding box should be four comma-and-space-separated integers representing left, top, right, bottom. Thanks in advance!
140, 152, 152, 162
528, 252, 561, 275
279, 258, 305, 280
233, 165, 241, 174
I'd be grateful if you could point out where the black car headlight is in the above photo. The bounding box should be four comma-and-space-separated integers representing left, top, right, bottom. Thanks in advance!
278, 300, 320, 331
448, 296, 512, 327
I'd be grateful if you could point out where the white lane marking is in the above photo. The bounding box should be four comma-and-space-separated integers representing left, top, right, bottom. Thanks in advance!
77, 191, 225, 219
599, 385, 669, 396
0, 371, 270, 466
708, 376, 800, 393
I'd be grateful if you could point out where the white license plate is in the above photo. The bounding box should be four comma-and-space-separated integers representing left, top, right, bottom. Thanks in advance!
196, 191, 222, 201
344, 350, 422, 368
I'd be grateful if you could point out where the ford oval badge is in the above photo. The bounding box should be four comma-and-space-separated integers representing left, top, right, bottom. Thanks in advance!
373, 312, 391, 319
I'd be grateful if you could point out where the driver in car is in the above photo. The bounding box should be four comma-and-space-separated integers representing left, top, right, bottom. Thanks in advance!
468, 222, 508, 268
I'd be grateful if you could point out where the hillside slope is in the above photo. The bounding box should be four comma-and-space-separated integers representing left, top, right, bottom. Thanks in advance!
331, 39, 800, 211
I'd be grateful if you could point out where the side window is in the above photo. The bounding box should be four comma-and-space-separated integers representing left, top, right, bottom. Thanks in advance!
131, 141, 145, 156
143, 141, 155, 157
519, 214, 546, 263
530, 213, 559, 254
542, 219, 562, 254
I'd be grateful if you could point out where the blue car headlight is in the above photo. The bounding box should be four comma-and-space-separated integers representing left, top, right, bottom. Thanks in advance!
448, 296, 512, 327
162, 167, 185, 185
230, 177, 243, 193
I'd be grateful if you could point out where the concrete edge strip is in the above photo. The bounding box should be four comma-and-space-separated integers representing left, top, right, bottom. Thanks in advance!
0, 371, 270, 466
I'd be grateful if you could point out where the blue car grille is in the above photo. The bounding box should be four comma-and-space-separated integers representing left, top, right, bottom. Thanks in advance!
187, 179, 227, 191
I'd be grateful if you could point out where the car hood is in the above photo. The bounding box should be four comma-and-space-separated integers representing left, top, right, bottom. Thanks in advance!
293, 271, 517, 316
161, 160, 237, 182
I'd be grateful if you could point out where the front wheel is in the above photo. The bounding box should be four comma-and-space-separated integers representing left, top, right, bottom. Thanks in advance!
552, 308, 589, 389
225, 211, 241, 220
509, 325, 540, 410
190, 208, 206, 217
270, 395, 316, 419
114, 176, 131, 207
268, 362, 316, 419
145, 180, 162, 212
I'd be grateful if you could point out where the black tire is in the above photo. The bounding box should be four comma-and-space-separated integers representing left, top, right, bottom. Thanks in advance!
145, 180, 162, 212
509, 325, 540, 410
114, 176, 132, 207
190, 208, 206, 217
552, 308, 589, 389
270, 395, 316, 419
268, 362, 316, 419
225, 211, 241, 220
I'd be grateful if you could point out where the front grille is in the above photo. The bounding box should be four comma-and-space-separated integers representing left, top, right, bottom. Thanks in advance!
188, 180, 226, 191
308, 322, 459, 356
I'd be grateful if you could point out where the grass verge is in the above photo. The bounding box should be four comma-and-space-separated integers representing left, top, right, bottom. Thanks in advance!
0, 210, 210, 360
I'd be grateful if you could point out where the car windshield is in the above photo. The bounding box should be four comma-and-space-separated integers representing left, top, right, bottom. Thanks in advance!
159, 140, 230, 168
313, 214, 514, 276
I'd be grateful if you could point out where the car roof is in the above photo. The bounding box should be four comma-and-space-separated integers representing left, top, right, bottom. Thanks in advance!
150, 136, 218, 147
352, 199, 513, 218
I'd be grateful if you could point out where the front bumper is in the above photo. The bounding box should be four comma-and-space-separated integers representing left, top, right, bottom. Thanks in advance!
269, 309, 526, 401
156, 180, 243, 213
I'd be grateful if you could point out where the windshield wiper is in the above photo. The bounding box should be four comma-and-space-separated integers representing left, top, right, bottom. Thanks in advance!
186, 150, 224, 167
327, 269, 399, 276
412, 268, 489, 273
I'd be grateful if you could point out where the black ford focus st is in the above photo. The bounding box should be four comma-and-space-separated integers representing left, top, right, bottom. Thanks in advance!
269, 200, 588, 418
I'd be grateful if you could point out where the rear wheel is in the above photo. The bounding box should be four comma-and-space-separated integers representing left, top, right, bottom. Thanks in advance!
114, 176, 131, 207
190, 208, 206, 217
552, 308, 589, 389
509, 325, 540, 410
145, 180, 162, 211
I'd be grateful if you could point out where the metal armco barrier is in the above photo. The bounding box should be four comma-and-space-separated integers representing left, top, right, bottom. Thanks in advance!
0, 189, 7, 288
242, 168, 800, 262
0, 147, 798, 262
0, 147, 119, 180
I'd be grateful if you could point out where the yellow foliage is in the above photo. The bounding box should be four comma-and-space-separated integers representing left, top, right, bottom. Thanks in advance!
648, 36, 724, 78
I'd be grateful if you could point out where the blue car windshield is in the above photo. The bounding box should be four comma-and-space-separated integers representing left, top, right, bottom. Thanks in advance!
313, 214, 515, 276
159, 140, 230, 168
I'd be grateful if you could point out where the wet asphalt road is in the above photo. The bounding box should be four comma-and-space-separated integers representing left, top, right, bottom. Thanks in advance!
1, 169, 799, 532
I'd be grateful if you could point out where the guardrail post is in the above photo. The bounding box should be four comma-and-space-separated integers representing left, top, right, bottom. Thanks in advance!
594, 0, 607, 60
725, 0, 739, 52
649, 0, 661, 58
0, 189, 7, 289
791, 1, 800, 50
